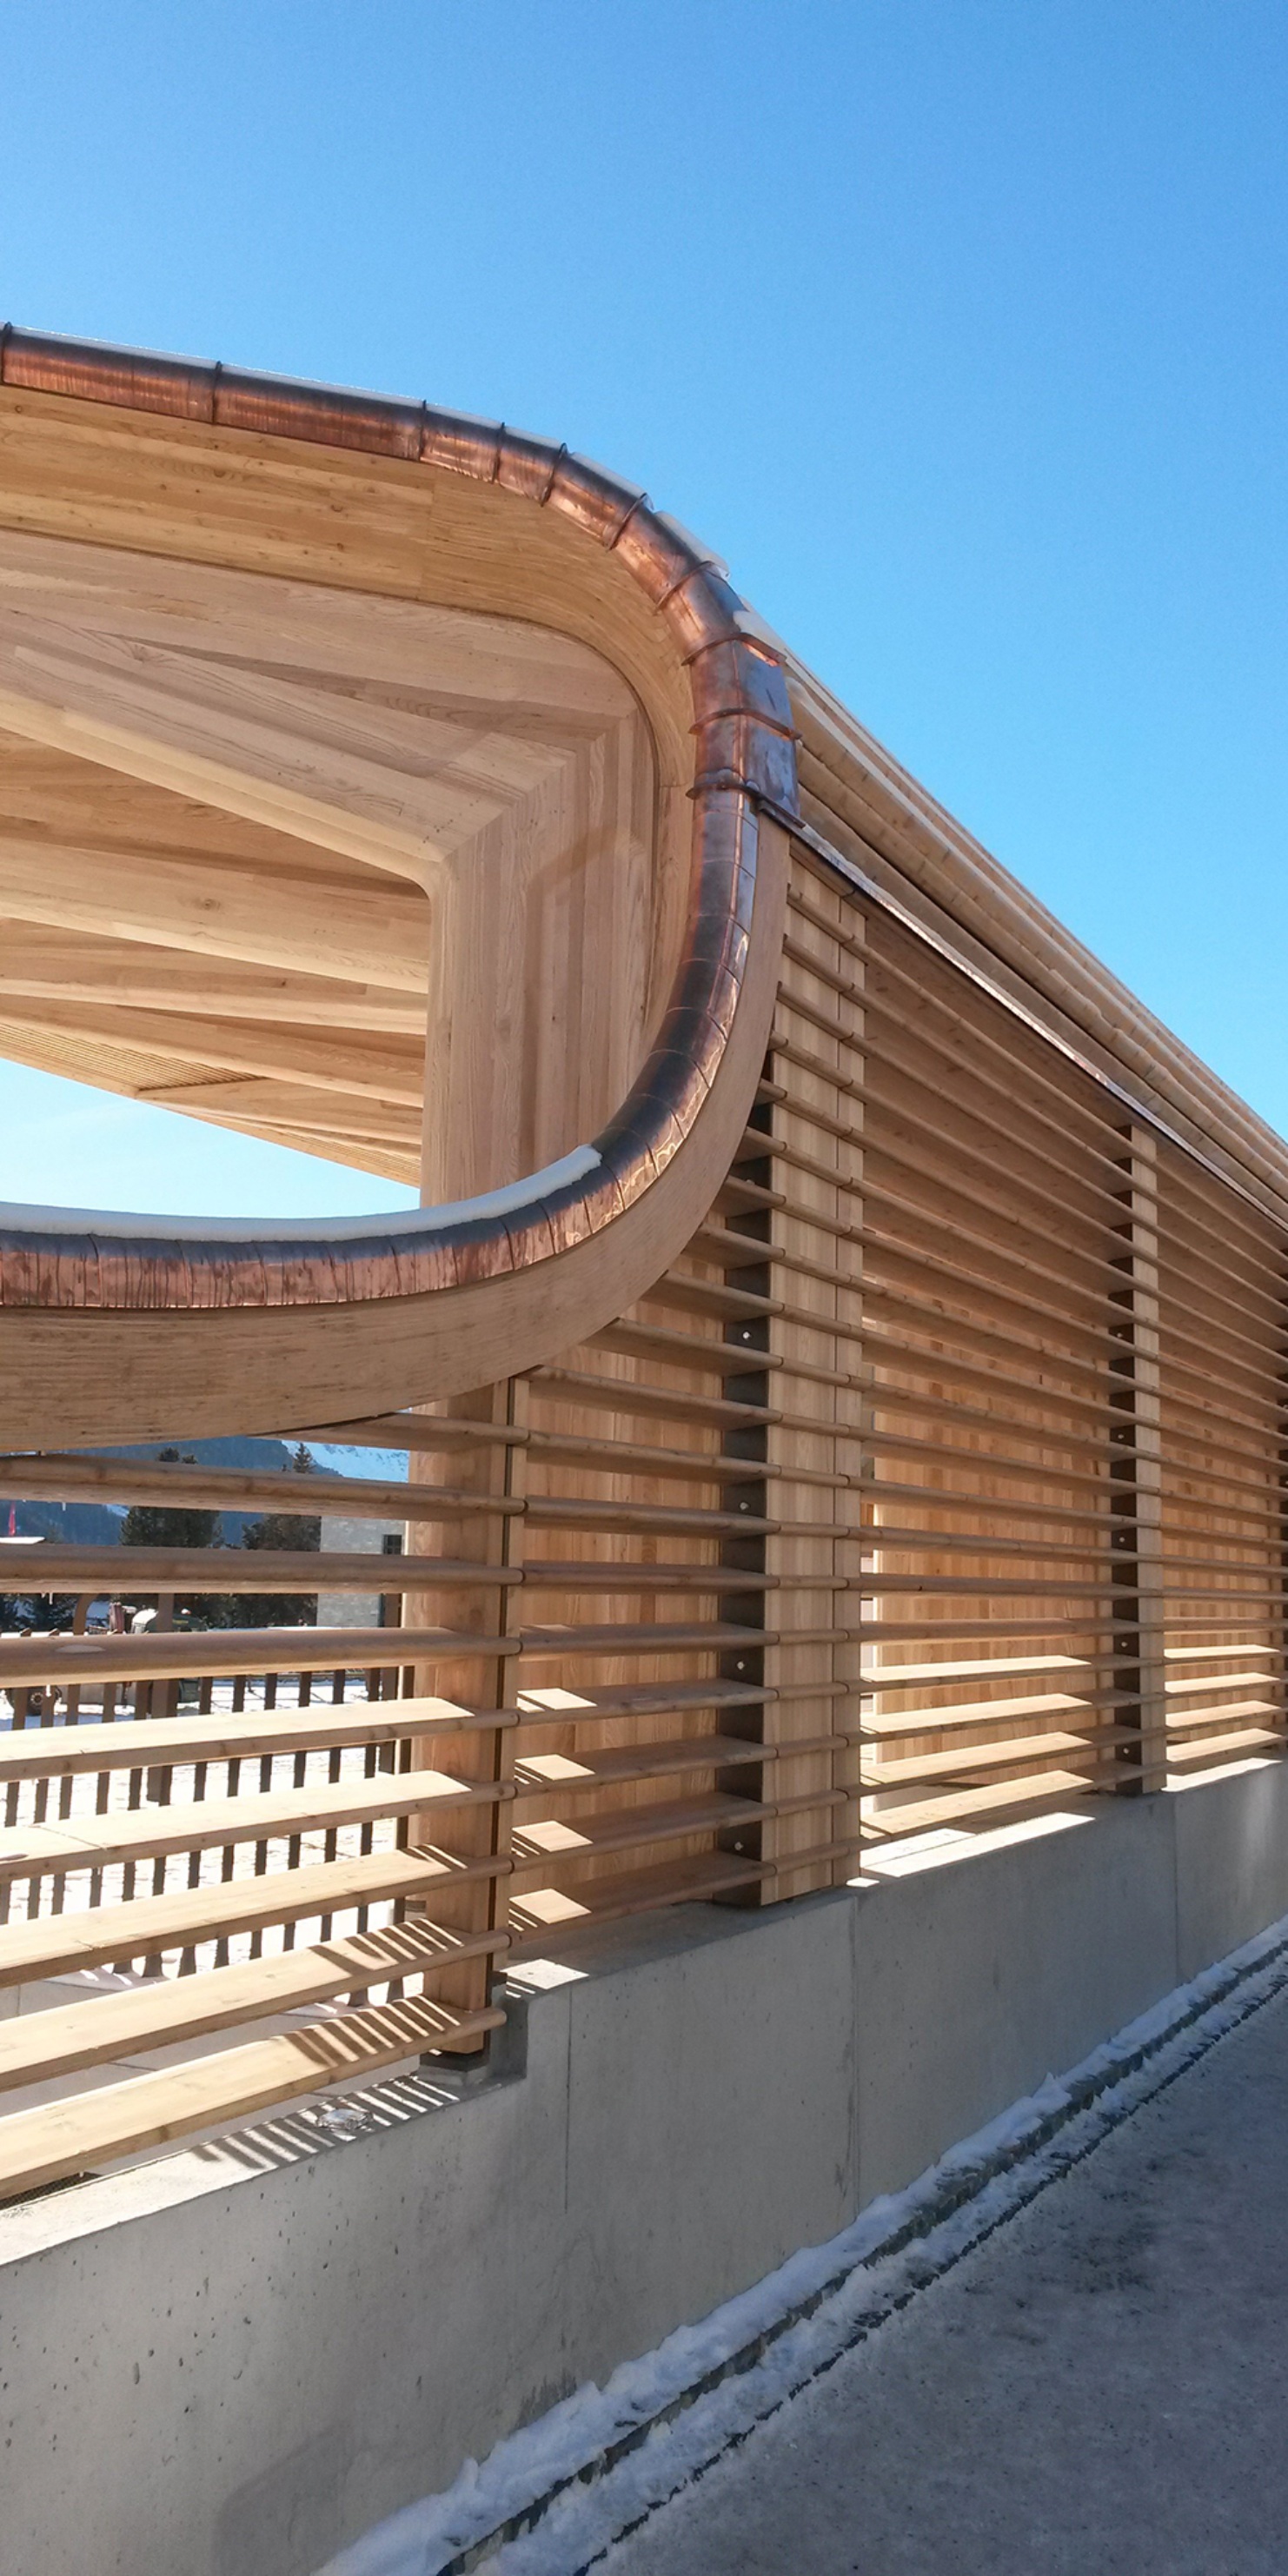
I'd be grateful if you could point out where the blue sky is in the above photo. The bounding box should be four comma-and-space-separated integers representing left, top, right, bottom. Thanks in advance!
1, 0, 1285, 1214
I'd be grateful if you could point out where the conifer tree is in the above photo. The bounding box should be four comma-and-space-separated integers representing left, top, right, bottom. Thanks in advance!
119, 1450, 220, 1552
232, 1444, 320, 1627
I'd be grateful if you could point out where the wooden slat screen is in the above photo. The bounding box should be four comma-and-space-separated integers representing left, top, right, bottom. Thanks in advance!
767, 864, 1137, 1851
2, 837, 1286, 2197
1156, 1144, 1287, 1776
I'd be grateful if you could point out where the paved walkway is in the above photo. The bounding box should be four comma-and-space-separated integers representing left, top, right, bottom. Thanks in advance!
601, 1986, 1288, 2576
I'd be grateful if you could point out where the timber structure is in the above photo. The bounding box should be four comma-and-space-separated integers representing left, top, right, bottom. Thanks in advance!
0, 327, 1284, 2201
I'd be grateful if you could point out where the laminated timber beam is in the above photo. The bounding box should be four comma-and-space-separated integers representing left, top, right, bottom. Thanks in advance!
0, 332, 796, 1444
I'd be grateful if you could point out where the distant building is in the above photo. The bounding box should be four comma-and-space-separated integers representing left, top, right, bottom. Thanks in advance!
315, 1514, 405, 1629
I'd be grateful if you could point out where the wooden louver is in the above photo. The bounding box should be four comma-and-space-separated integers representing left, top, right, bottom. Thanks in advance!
0, 333, 1285, 2207
3, 839, 1286, 2202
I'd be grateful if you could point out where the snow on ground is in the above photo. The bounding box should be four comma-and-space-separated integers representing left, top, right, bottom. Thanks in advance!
593, 1969, 1288, 2576
315, 1913, 1288, 2576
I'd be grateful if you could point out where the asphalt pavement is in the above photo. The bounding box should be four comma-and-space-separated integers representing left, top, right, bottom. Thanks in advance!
601, 1983, 1288, 2576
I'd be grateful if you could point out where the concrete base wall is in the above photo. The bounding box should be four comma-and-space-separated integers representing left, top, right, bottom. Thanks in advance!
4, 1765, 1288, 2576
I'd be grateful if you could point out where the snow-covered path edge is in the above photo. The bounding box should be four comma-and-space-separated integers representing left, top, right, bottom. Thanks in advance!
317, 1909, 1288, 2576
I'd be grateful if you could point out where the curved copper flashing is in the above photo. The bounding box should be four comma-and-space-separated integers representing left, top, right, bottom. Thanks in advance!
0, 327, 799, 1315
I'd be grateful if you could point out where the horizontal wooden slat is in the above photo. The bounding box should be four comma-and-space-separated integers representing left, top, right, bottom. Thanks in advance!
0, 1451, 513, 1523
846, 1521, 1116, 1564
0, 1681, 786, 1780
863, 1690, 1119, 1739
521, 1497, 776, 1537
509, 1848, 769, 1940
843, 1571, 1119, 1598
1165, 1698, 1280, 1734
853, 936, 1129, 1178
860, 1653, 1103, 1688
0, 1628, 515, 1690
1165, 1672, 1278, 1699
10, 1545, 521, 1594
517, 1621, 770, 1659
1165, 1643, 1285, 1663
0, 1917, 509, 2094
515, 1735, 780, 1796
863, 1730, 1117, 1789
820, 1362, 1112, 1471
866, 1769, 1099, 1840
514, 1678, 769, 1724
853, 1616, 1112, 1647
528, 1366, 774, 1431
0, 1693, 501, 1781
0, 1848, 501, 1988
515, 1563, 773, 1595
526, 1428, 823, 1488
860, 1479, 1125, 1534
0, 1769, 502, 1884
0, 1993, 507, 2201
587, 1318, 784, 1376
511, 1790, 778, 1873
634, 1270, 779, 1328
1166, 1729, 1282, 1768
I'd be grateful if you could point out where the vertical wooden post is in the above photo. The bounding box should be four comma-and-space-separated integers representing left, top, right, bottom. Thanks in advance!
1110, 1125, 1168, 1792
1279, 1277, 1288, 1751
761, 869, 865, 1895
404, 1380, 528, 2038
717, 1087, 772, 1897
832, 913, 866, 1880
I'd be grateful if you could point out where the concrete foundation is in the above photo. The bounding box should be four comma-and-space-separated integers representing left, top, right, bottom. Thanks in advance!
3, 1762, 1287, 2576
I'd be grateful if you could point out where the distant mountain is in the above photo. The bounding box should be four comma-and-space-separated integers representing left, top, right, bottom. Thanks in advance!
96, 1436, 342, 1476
0, 1436, 349, 1548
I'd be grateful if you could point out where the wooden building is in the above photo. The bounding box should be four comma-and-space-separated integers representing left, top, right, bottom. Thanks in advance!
0, 328, 1283, 2198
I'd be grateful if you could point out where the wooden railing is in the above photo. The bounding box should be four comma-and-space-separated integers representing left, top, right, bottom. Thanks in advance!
1, 838, 1285, 2201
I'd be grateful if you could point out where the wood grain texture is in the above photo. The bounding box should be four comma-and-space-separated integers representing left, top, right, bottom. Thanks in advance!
790, 664, 1288, 1230
1155, 1142, 1288, 1776
3, 818, 1287, 2193
761, 873, 864, 1895
0, 528, 663, 1195
0, 820, 790, 1441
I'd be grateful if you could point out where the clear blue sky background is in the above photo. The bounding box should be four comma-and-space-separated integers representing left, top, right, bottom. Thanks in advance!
1, 0, 1285, 1216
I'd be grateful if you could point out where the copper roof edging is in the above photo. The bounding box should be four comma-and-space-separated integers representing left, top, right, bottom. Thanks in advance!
0, 327, 800, 1315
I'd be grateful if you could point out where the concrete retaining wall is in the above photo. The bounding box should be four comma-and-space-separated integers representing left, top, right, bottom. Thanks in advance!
4, 1764, 1288, 2576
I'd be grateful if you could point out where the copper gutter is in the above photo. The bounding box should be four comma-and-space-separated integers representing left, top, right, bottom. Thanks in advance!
0, 327, 798, 1314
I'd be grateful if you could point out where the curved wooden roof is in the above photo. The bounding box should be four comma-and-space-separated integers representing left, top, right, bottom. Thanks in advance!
0, 326, 1280, 1439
